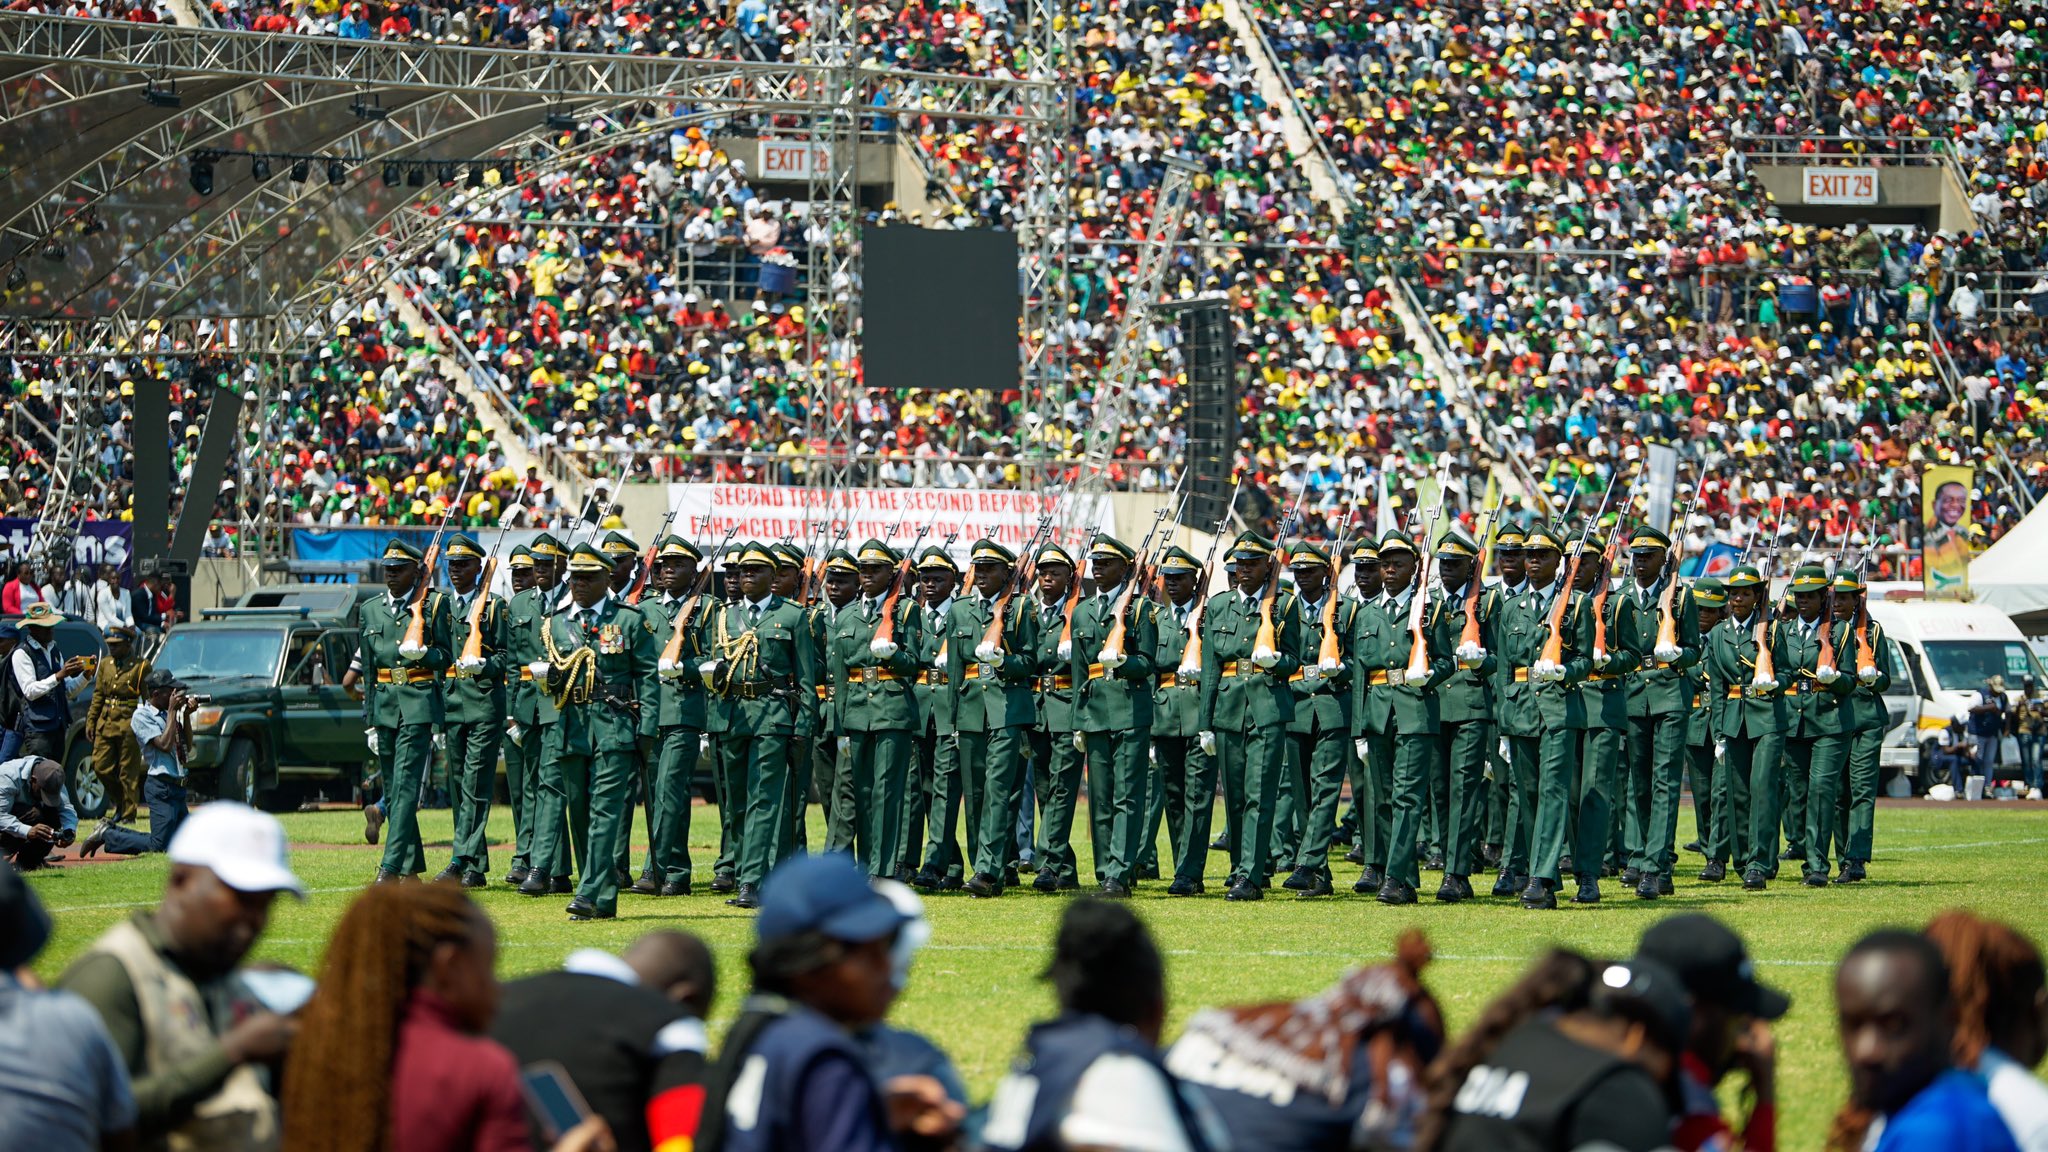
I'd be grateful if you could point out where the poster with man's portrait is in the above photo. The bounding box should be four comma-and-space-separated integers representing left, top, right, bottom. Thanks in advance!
1922, 465, 1974, 600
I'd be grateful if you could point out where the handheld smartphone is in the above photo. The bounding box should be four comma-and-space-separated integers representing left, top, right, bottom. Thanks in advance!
519, 1061, 593, 1141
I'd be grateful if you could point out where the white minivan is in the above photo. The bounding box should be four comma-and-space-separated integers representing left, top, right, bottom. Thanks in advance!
1866, 591, 2046, 791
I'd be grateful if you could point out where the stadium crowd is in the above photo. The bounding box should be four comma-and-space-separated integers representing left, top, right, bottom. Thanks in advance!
8, 813, 2048, 1152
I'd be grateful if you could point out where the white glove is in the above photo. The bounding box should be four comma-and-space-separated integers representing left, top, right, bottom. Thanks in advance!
1318, 655, 1344, 676
658, 657, 682, 681
1057, 640, 1073, 661
1176, 661, 1200, 681
1097, 648, 1125, 672
837, 736, 850, 758
398, 642, 427, 661
869, 637, 898, 660
1198, 730, 1217, 756
976, 641, 1000, 662
1072, 731, 1087, 753
1252, 646, 1280, 669
1816, 664, 1840, 685
1858, 665, 1880, 686
1751, 676, 1779, 694
455, 654, 486, 674
1653, 643, 1683, 664
698, 660, 719, 686
507, 722, 524, 748
366, 729, 381, 756
526, 660, 551, 680
432, 731, 446, 752
1354, 737, 1371, 762
932, 649, 948, 671
1532, 659, 1562, 683
1497, 737, 1510, 762
1299, 663, 1324, 686
698, 734, 710, 757
1714, 739, 1727, 759
1455, 641, 1485, 670
1592, 649, 1611, 671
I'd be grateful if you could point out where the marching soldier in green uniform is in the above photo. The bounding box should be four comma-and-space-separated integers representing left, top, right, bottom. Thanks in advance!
1027, 545, 1082, 891
1828, 570, 1890, 884
1149, 547, 1212, 895
1432, 528, 1499, 904
1618, 525, 1701, 900
602, 529, 641, 598
642, 536, 709, 896
909, 549, 961, 885
1278, 541, 1356, 899
1481, 525, 1530, 868
1350, 538, 1399, 890
1368, 531, 1454, 906
948, 540, 1040, 897
1510, 528, 1595, 910
510, 535, 573, 892
85, 624, 151, 824
1340, 539, 1384, 866
529, 543, 659, 920
347, 539, 453, 884
815, 550, 860, 854
599, 530, 651, 889
832, 539, 925, 879
1069, 534, 1158, 897
1566, 537, 1642, 901
704, 541, 820, 907
1196, 532, 1303, 902
1778, 564, 1852, 887
769, 543, 813, 857
1704, 565, 1791, 890
438, 533, 506, 888
500, 545, 539, 883
1682, 580, 1726, 864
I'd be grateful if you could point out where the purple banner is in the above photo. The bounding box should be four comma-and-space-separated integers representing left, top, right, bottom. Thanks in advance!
0, 519, 136, 579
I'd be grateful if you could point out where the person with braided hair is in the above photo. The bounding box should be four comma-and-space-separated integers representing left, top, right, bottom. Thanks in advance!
1925, 912, 2048, 1152
280, 882, 615, 1152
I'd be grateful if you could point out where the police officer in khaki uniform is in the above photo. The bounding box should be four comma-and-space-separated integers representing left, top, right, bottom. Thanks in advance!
85, 624, 150, 824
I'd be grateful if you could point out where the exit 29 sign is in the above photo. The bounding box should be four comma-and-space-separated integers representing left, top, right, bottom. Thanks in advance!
1804, 168, 1878, 205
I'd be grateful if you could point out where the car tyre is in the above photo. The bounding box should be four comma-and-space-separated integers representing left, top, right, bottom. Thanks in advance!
66, 739, 107, 822
221, 737, 275, 811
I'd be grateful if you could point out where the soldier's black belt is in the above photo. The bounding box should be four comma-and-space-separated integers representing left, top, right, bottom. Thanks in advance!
726, 678, 795, 700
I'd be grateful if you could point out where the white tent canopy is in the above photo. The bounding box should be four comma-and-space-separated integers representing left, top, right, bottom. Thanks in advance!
1970, 502, 2048, 631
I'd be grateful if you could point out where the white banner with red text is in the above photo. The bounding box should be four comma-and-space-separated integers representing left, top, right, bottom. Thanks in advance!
664, 484, 1113, 558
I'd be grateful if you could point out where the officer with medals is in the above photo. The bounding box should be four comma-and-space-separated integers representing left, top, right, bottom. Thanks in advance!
704, 541, 821, 907
438, 533, 506, 888
830, 539, 924, 880
513, 533, 576, 896
1618, 524, 1700, 900
1704, 565, 1790, 891
1433, 526, 1498, 904
1277, 541, 1355, 900
1196, 532, 1303, 902
643, 535, 709, 896
1069, 534, 1158, 897
1682, 579, 1725, 866
1147, 547, 1211, 895
1828, 569, 1890, 883
528, 543, 659, 920
947, 540, 1040, 897
909, 548, 961, 885
1027, 544, 1082, 892
1778, 563, 1851, 887
346, 539, 452, 884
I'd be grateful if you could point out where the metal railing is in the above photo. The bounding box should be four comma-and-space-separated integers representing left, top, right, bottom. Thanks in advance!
1928, 332, 2039, 514
1238, 0, 1352, 217
1736, 134, 1956, 167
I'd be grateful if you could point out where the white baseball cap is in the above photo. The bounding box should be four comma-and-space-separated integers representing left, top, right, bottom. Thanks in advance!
167, 803, 305, 896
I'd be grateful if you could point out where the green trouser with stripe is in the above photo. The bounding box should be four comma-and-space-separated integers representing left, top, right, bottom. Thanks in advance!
1626, 712, 1688, 875
1422, 736, 1450, 861
375, 723, 432, 877
1355, 731, 1395, 871
613, 755, 654, 882
902, 729, 939, 875
445, 720, 501, 875
1153, 735, 1214, 887
1385, 732, 1440, 889
1437, 718, 1490, 879
1686, 740, 1716, 855
650, 726, 701, 885
1500, 735, 1542, 880
1781, 734, 1824, 863
819, 733, 856, 853
1711, 731, 1783, 876
1085, 730, 1149, 888
1219, 723, 1287, 887
534, 743, 635, 916
967, 727, 1030, 879
1028, 728, 1085, 882
922, 732, 969, 880
847, 731, 911, 878
1530, 724, 1583, 885
1795, 733, 1850, 876
503, 725, 537, 873
1836, 727, 1882, 864
722, 731, 793, 887
1574, 727, 1620, 879
1285, 728, 1350, 881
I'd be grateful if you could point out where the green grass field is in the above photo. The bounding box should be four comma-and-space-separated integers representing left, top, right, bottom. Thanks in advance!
23, 800, 2048, 1147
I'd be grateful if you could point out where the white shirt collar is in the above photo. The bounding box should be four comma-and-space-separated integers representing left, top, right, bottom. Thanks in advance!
563, 948, 641, 988
746, 595, 774, 614
572, 592, 613, 619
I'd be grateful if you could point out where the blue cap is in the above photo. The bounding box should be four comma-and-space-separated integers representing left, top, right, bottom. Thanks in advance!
756, 853, 912, 944
0, 623, 17, 641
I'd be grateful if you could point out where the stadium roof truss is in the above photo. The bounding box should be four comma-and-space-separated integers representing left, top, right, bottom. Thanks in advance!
0, 14, 1053, 346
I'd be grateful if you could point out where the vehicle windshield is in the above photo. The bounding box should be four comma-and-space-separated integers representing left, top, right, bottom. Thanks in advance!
1922, 640, 2045, 694
153, 628, 284, 685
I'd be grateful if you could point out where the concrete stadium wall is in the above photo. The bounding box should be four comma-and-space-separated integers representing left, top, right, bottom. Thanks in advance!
1752, 164, 1975, 232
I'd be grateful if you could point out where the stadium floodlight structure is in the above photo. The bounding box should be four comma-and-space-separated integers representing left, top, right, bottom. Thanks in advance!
0, 13, 1062, 560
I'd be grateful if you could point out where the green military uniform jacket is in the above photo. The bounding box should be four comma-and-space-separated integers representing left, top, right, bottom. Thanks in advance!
1348, 593, 1388, 736
356, 589, 453, 729
1151, 597, 1204, 739
1834, 618, 1893, 733
915, 599, 958, 738
1433, 584, 1502, 726
1502, 578, 1596, 733
1289, 593, 1360, 735
444, 587, 508, 724
1778, 614, 1853, 738
830, 595, 924, 732
1034, 594, 1078, 734
645, 592, 712, 730
806, 603, 836, 737
1578, 585, 1644, 730
947, 593, 1040, 732
507, 585, 560, 727
1068, 587, 1158, 733
1196, 586, 1303, 732
1706, 615, 1793, 739
541, 596, 659, 754
1685, 650, 1717, 747
708, 595, 819, 738
1621, 576, 1703, 718
86, 655, 150, 737
1357, 586, 1455, 736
